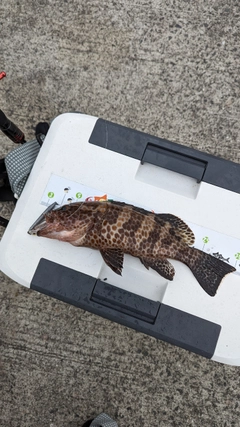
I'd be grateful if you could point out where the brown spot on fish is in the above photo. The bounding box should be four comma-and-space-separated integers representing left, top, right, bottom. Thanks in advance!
169, 228, 176, 236
28, 200, 236, 296
162, 237, 172, 246
106, 208, 120, 224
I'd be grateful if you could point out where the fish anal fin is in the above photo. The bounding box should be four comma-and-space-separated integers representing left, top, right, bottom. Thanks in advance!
157, 213, 195, 246
100, 248, 124, 275
140, 258, 175, 281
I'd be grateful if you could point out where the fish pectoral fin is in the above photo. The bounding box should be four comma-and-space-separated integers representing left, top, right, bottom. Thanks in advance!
156, 213, 195, 246
100, 248, 124, 276
140, 258, 175, 281
70, 219, 95, 245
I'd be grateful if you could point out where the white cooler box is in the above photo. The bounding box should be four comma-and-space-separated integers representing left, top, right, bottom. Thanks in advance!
1, 113, 240, 365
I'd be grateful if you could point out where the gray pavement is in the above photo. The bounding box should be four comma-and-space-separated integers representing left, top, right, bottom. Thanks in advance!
1, 1, 240, 426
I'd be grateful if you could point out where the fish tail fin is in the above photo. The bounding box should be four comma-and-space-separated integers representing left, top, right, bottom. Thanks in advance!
183, 247, 236, 296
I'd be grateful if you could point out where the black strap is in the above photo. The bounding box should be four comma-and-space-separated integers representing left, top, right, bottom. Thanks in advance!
0, 157, 6, 173
0, 216, 9, 227
35, 122, 49, 146
0, 157, 15, 202
0, 186, 15, 202
0, 109, 26, 143
81, 420, 94, 427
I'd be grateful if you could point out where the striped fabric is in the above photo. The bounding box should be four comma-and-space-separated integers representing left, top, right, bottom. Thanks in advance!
90, 413, 118, 427
4, 139, 40, 198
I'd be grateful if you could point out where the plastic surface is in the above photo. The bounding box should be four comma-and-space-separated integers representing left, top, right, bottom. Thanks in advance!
31, 258, 221, 359
142, 144, 207, 181
89, 118, 240, 194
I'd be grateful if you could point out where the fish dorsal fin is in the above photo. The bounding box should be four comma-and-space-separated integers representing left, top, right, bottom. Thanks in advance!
156, 213, 195, 246
108, 200, 151, 217
107, 201, 195, 245
100, 248, 124, 275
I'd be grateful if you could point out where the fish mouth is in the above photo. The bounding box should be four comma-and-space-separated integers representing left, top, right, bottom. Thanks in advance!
28, 218, 48, 235
28, 202, 58, 235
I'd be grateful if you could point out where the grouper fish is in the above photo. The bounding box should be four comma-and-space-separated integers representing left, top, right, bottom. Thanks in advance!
28, 201, 236, 296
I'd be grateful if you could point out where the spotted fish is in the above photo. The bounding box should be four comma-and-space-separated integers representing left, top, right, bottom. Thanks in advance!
28, 201, 236, 296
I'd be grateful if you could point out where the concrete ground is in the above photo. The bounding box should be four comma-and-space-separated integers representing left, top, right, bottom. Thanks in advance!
1, 1, 240, 426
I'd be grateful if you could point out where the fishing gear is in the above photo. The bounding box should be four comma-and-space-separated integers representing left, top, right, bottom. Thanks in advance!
0, 72, 49, 227
0, 109, 26, 144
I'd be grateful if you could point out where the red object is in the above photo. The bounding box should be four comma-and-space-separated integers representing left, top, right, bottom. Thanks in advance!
0, 71, 6, 80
